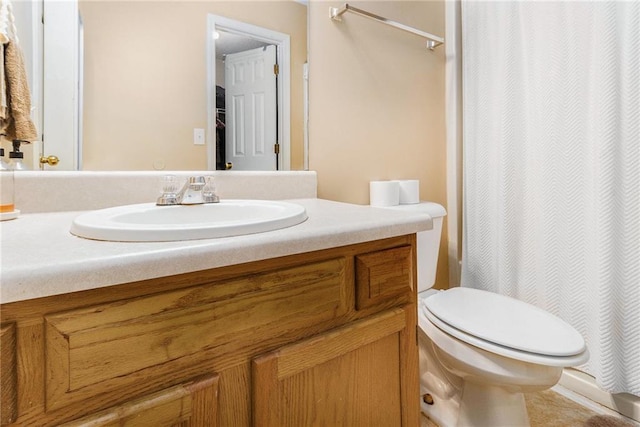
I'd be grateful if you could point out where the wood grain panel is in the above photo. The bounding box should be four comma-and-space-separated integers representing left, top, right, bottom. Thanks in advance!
217, 364, 250, 426
14, 322, 46, 424
355, 245, 413, 309
252, 309, 407, 426
275, 308, 406, 379
399, 303, 420, 427
1, 323, 17, 425
44, 257, 348, 411
58, 374, 219, 426
252, 354, 280, 426
281, 334, 402, 426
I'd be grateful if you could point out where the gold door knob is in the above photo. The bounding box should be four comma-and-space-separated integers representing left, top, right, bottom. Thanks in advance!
40, 155, 59, 166
225, 162, 233, 170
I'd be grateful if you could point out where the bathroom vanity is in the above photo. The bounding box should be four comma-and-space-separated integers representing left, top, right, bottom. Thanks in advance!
0, 172, 430, 426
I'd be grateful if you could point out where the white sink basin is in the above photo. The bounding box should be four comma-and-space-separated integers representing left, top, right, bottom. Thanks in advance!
70, 200, 307, 242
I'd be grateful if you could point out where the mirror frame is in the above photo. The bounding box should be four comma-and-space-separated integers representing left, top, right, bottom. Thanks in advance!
207, 14, 291, 170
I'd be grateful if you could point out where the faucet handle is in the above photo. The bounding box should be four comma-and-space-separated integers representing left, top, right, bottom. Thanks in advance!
202, 176, 220, 203
156, 175, 180, 205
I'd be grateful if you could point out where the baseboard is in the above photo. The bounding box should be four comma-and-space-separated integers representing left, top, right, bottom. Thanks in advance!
558, 368, 640, 423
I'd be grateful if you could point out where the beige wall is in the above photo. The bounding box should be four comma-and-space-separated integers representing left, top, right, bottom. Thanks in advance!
80, 1, 306, 171
308, 1, 449, 288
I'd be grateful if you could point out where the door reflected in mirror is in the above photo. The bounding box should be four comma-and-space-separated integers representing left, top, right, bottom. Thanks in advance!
209, 15, 290, 171
37, 1, 307, 171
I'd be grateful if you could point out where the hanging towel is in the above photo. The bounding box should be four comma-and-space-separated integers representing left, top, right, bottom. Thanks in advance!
0, 0, 13, 124
0, 43, 7, 121
3, 39, 37, 141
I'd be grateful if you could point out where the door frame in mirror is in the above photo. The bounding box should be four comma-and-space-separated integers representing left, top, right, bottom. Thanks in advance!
42, 0, 81, 171
206, 15, 291, 171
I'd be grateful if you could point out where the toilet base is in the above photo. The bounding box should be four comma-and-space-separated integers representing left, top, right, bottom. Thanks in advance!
421, 380, 532, 427
457, 382, 529, 427
419, 314, 563, 427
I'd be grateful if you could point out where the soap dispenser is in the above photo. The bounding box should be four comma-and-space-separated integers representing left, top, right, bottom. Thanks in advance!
0, 147, 9, 169
9, 140, 29, 171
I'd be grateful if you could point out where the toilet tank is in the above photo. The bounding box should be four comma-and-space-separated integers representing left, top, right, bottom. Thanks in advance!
385, 202, 447, 293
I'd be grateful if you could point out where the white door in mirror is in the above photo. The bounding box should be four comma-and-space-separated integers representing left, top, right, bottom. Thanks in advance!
225, 45, 277, 171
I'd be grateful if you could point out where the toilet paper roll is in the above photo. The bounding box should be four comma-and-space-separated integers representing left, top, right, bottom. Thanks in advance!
370, 181, 400, 207
396, 180, 420, 204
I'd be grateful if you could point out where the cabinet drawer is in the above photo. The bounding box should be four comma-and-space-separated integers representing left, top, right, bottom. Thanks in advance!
44, 257, 349, 412
355, 246, 413, 310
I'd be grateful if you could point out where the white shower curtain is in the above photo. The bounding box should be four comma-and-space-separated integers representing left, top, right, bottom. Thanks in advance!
461, 1, 639, 395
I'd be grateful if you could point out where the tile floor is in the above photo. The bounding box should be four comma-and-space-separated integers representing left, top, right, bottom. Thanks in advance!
420, 389, 636, 427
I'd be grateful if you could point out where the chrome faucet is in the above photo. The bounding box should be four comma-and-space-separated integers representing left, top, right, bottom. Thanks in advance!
179, 176, 206, 205
157, 175, 219, 206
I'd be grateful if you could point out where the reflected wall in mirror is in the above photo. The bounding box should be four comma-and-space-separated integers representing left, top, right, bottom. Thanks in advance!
44, 1, 307, 171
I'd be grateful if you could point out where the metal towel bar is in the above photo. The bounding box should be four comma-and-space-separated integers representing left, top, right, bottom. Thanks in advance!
330, 3, 444, 50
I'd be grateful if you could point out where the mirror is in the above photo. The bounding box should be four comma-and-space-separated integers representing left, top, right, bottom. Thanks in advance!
36, 1, 308, 171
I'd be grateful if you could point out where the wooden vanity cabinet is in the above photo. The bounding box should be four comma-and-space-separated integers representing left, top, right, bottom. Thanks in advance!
0, 235, 419, 426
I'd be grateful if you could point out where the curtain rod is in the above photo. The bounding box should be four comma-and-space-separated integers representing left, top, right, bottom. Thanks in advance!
330, 3, 444, 50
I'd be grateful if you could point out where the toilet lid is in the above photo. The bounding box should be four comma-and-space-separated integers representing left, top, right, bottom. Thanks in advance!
423, 288, 586, 357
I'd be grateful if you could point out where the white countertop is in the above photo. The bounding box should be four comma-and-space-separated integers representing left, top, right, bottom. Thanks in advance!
0, 198, 431, 304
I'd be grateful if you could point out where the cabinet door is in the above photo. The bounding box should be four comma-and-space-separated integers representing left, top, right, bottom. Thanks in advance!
253, 308, 417, 426
1, 323, 17, 425
59, 374, 219, 427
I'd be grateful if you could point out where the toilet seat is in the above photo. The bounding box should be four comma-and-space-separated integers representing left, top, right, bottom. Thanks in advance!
421, 288, 589, 366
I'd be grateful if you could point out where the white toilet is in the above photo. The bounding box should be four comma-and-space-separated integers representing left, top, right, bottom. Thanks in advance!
395, 202, 589, 427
